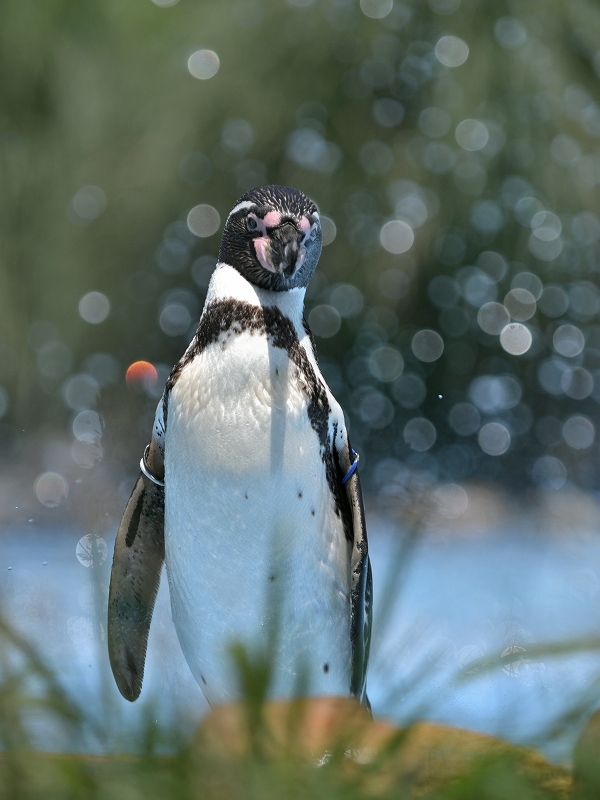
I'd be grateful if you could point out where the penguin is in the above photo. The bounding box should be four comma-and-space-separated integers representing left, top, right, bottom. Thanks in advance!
108, 185, 371, 707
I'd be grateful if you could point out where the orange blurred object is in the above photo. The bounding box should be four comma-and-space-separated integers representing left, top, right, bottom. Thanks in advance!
126, 360, 158, 389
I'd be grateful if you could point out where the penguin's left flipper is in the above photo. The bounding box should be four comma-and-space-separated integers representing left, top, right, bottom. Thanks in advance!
342, 444, 372, 706
108, 436, 165, 701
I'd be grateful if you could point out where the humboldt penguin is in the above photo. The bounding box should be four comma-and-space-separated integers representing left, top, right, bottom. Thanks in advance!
108, 185, 371, 707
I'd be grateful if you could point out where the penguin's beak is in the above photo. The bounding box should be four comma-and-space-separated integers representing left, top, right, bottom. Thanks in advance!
269, 222, 306, 277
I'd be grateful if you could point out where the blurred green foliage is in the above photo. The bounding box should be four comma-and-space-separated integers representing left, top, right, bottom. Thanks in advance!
0, 610, 578, 799
3, 0, 600, 499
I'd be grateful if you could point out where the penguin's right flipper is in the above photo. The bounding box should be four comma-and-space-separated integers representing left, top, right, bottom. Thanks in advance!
108, 435, 165, 701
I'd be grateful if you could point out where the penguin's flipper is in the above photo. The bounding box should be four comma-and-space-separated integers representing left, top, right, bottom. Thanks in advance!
343, 447, 372, 705
108, 436, 165, 701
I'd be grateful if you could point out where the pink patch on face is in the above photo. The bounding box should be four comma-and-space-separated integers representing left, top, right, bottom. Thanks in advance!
253, 237, 276, 272
262, 211, 282, 229
299, 216, 311, 235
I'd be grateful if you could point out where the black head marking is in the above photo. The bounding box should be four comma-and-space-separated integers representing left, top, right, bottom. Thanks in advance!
218, 185, 322, 292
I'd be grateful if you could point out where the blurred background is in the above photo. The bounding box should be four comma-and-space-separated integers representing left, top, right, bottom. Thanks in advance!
2, 0, 600, 762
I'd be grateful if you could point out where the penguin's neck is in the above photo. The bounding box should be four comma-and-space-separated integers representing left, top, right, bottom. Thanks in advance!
205, 263, 307, 322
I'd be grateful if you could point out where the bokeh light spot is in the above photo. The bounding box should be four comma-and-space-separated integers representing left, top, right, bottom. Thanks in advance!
561, 367, 593, 400
404, 418, 437, 451
529, 234, 562, 261
477, 251, 507, 282
160, 303, 192, 336
380, 220, 414, 254
79, 292, 110, 324
308, 305, 341, 338
37, 342, 72, 379
372, 98, 404, 127
538, 286, 568, 318
329, 284, 364, 317
511, 271, 543, 299
531, 210, 561, 242
126, 361, 159, 390
563, 415, 595, 450
369, 346, 404, 382
68, 185, 106, 223
84, 352, 119, 386
63, 374, 100, 411
73, 410, 103, 442
359, 0, 393, 18
188, 50, 220, 80
358, 389, 394, 428
478, 302, 509, 335
494, 17, 527, 49
320, 216, 337, 245
553, 325, 584, 358
222, 118, 255, 155
435, 35, 469, 67
500, 323, 532, 355
412, 329, 444, 362
449, 402, 480, 435
34, 472, 68, 507
434, 483, 469, 518
287, 129, 341, 173
455, 119, 489, 151
532, 456, 566, 490
504, 288, 536, 321
187, 204, 221, 237
393, 373, 426, 408
76, 535, 108, 568
72, 439, 103, 468
478, 422, 510, 455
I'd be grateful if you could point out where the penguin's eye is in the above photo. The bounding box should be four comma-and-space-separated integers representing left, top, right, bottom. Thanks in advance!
246, 216, 259, 232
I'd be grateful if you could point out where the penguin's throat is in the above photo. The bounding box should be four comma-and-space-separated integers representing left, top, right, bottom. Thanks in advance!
206, 262, 307, 320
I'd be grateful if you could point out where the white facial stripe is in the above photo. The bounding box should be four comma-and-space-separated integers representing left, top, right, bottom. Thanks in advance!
227, 200, 255, 220
300, 218, 320, 246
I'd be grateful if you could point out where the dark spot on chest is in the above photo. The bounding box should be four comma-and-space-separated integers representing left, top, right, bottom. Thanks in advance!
323, 663, 329, 674
297, 491, 303, 499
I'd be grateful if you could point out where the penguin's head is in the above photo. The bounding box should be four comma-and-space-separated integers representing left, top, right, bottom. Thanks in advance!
218, 185, 322, 292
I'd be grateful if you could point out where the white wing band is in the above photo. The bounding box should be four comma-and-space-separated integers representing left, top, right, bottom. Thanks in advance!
139, 446, 165, 487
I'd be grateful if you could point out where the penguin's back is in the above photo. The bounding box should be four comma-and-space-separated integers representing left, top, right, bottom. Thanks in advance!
164, 295, 353, 704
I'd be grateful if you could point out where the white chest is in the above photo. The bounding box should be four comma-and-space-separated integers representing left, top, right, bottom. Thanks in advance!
163, 316, 352, 704
169, 329, 314, 477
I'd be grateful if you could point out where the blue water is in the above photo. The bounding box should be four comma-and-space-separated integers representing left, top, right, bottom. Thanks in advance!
1, 513, 599, 762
